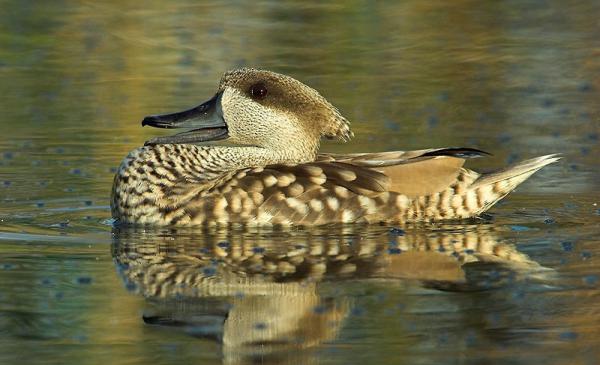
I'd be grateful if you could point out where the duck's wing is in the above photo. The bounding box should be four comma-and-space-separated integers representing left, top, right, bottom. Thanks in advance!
227, 148, 487, 225
318, 147, 490, 198
317, 147, 489, 167
191, 148, 557, 226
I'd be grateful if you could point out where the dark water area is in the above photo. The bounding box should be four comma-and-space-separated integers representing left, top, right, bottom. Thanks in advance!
1, 1, 599, 364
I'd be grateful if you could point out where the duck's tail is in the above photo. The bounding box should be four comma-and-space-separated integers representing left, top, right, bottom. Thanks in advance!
470, 154, 561, 215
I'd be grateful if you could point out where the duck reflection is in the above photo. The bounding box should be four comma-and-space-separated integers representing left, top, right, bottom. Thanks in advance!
111, 223, 547, 362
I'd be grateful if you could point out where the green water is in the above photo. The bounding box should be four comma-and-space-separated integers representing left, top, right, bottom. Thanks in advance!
1, 1, 599, 364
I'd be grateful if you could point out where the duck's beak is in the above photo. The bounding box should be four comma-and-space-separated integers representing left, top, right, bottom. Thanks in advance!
142, 92, 228, 146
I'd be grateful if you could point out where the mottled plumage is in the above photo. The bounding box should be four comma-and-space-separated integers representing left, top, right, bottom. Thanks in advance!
111, 68, 559, 226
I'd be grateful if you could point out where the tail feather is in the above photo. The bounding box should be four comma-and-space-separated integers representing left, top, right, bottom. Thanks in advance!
471, 154, 560, 215
473, 154, 561, 188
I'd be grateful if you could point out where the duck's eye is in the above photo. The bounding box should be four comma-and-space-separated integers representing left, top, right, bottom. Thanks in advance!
249, 83, 268, 99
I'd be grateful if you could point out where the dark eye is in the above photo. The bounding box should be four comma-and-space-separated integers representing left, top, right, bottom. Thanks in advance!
249, 83, 268, 99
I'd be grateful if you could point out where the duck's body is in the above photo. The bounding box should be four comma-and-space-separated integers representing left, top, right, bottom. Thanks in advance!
111, 68, 559, 226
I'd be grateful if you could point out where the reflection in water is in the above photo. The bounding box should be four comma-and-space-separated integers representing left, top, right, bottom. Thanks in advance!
112, 224, 547, 363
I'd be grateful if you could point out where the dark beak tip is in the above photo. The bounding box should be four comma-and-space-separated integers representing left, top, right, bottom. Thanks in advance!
142, 115, 159, 127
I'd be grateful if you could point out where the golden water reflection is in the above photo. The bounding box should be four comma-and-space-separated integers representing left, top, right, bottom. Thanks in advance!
112, 224, 548, 362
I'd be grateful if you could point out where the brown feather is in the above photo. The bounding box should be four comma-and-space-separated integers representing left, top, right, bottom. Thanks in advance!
377, 156, 466, 198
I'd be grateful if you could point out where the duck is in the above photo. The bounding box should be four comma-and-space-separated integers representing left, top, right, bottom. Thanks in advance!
111, 68, 559, 226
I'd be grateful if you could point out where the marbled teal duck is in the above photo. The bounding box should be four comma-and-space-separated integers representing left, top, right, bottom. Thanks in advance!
111, 68, 559, 226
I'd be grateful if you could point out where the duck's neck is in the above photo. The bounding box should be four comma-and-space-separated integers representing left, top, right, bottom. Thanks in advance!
211, 145, 317, 168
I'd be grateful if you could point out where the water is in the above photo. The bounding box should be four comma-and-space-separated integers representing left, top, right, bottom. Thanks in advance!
1, 1, 599, 364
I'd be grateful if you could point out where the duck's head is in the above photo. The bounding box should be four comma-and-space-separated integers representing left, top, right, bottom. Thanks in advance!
142, 68, 352, 160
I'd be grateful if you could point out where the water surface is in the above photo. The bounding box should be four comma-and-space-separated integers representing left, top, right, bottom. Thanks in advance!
1, 1, 599, 364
